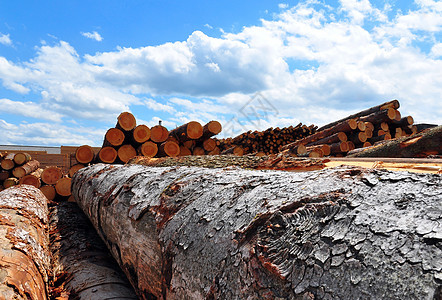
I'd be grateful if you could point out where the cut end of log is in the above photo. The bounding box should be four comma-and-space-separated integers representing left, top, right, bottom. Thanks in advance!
204, 120, 222, 135
13, 152, 31, 165
348, 119, 358, 130
99, 147, 118, 164
19, 174, 41, 188
68, 164, 85, 178
139, 141, 158, 157
41, 166, 63, 185
75, 145, 95, 164
186, 121, 203, 140
179, 146, 192, 156
150, 125, 169, 143
55, 177, 72, 197
133, 125, 151, 144
202, 138, 217, 152
357, 121, 366, 132
192, 147, 205, 156
105, 128, 125, 147
117, 112, 137, 131
118, 145, 137, 163
380, 99, 400, 110
159, 141, 180, 157
40, 185, 56, 201
338, 132, 347, 142
1, 158, 15, 170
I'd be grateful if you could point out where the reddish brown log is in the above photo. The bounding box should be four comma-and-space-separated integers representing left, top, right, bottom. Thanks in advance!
150, 125, 169, 143
158, 141, 180, 157
138, 141, 158, 157
19, 169, 43, 188
75, 145, 95, 164
201, 120, 222, 139
0, 185, 51, 300
393, 116, 414, 127
222, 146, 244, 156
13, 152, 32, 165
40, 185, 56, 201
306, 132, 347, 147
364, 122, 374, 131
1, 153, 15, 170
202, 138, 217, 152
357, 121, 366, 131
41, 166, 63, 185
97, 147, 118, 164
132, 125, 151, 144
118, 145, 137, 163
0, 170, 10, 181
317, 100, 400, 131
12, 159, 40, 178
116, 112, 137, 131
178, 146, 192, 156
330, 142, 350, 155
103, 128, 125, 147
3, 177, 18, 188
169, 121, 203, 142
358, 108, 397, 124
207, 147, 221, 155
55, 177, 72, 198
349, 132, 367, 144
183, 140, 196, 149
192, 147, 206, 156
68, 164, 85, 178
289, 144, 307, 156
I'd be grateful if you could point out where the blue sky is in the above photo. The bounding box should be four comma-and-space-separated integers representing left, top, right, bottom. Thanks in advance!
0, 0, 441, 146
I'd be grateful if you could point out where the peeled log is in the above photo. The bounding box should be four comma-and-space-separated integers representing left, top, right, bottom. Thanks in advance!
72, 163, 442, 300
0, 185, 51, 300
49, 202, 138, 299
349, 125, 442, 158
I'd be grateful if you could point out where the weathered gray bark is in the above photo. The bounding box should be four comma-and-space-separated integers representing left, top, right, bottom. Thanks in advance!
49, 202, 138, 299
72, 164, 442, 300
0, 185, 51, 300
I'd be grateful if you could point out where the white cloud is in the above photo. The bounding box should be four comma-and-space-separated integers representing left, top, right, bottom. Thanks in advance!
0, 33, 12, 46
143, 98, 175, 113
279, 3, 289, 9
0, 99, 63, 122
204, 24, 213, 29
81, 31, 103, 41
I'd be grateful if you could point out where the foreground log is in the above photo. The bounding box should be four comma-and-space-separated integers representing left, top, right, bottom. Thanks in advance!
73, 164, 442, 299
348, 125, 442, 158
0, 185, 51, 300
49, 202, 138, 299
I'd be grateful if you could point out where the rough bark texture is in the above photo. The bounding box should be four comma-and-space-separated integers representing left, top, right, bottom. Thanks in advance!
49, 202, 138, 299
73, 163, 442, 300
0, 185, 51, 300
349, 125, 442, 158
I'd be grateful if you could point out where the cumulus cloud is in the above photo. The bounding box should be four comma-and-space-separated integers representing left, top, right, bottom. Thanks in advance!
81, 31, 103, 41
0, 33, 12, 46
0, 99, 63, 122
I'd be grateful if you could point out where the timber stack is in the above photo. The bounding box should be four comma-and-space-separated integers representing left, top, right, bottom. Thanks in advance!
215, 123, 317, 156
281, 100, 430, 157
91, 112, 223, 164
0, 151, 75, 201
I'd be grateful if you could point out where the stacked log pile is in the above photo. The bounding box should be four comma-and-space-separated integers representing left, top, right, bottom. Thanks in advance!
92, 112, 223, 164
216, 123, 317, 156
0, 151, 76, 201
281, 100, 423, 157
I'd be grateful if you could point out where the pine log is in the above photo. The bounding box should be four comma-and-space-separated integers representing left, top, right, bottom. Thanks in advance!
72, 163, 441, 299
207, 147, 221, 155
364, 122, 374, 131
393, 116, 414, 127
132, 125, 151, 144
138, 141, 158, 157
12, 159, 40, 178
358, 108, 397, 124
317, 100, 399, 131
349, 125, 442, 158
202, 138, 217, 152
0, 170, 10, 181
68, 164, 85, 178
98, 146, 118, 164
55, 177, 72, 198
201, 120, 222, 139
169, 121, 203, 142
356, 121, 366, 131
415, 123, 438, 132
178, 146, 192, 156
158, 141, 180, 157
150, 125, 169, 143
49, 202, 138, 299
118, 144, 137, 163
0, 185, 51, 300
289, 144, 307, 156
41, 166, 63, 185
222, 146, 244, 156
192, 147, 205, 156
19, 168, 43, 188
183, 140, 195, 149
13, 152, 32, 165
40, 185, 56, 201
329, 142, 350, 155
1, 153, 15, 170
116, 111, 137, 132
348, 132, 367, 144
3, 177, 18, 188
306, 132, 347, 147
75, 145, 95, 164
103, 128, 125, 147
281, 119, 358, 151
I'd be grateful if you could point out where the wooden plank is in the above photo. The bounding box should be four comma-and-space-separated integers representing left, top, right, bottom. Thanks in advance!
33, 154, 70, 174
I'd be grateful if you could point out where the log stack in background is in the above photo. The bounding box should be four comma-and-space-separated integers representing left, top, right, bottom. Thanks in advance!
93, 112, 224, 164
215, 123, 317, 156
281, 100, 423, 157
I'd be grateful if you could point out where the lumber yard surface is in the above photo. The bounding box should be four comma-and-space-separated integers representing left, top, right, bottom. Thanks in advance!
73, 163, 441, 300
